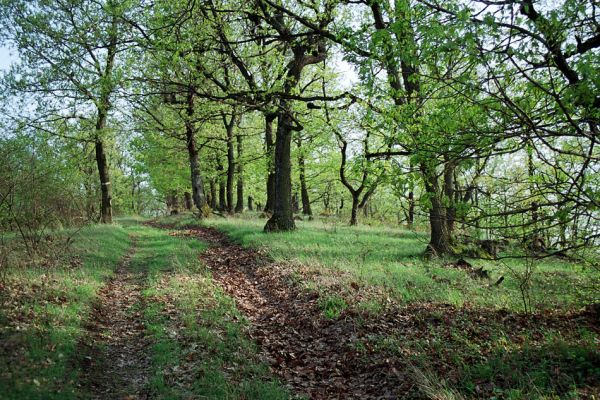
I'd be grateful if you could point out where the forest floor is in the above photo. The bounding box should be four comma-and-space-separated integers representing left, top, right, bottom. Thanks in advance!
0, 215, 598, 399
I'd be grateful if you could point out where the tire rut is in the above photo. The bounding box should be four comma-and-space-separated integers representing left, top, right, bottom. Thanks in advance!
78, 236, 152, 400
189, 226, 412, 399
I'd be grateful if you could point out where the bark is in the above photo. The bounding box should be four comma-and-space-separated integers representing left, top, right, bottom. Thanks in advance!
350, 195, 360, 226
264, 113, 276, 213
247, 196, 253, 211
185, 89, 207, 214
224, 113, 236, 214
95, 137, 112, 224
235, 132, 244, 213
219, 177, 226, 211
443, 159, 456, 236
94, 13, 118, 224
424, 170, 451, 256
408, 191, 415, 225
209, 179, 217, 209
184, 192, 192, 210
264, 106, 295, 231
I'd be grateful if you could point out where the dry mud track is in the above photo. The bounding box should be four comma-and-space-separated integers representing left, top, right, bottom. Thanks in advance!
173, 226, 412, 399
77, 237, 152, 400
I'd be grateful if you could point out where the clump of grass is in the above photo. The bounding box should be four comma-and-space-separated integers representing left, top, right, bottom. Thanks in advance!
318, 294, 348, 319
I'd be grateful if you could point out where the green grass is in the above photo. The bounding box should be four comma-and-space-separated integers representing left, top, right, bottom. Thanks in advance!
0, 218, 288, 399
124, 222, 289, 399
0, 223, 131, 399
161, 214, 597, 313
156, 213, 599, 399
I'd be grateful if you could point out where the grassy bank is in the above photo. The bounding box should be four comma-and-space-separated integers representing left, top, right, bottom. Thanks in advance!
0, 223, 131, 399
162, 213, 597, 313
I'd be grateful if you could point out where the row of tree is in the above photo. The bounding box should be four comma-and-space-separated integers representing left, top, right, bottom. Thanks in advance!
0, 0, 597, 256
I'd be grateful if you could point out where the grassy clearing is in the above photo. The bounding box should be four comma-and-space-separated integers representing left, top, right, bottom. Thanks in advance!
126, 222, 289, 399
0, 223, 131, 399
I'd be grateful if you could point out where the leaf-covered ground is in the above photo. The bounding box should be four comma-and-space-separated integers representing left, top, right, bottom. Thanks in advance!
0, 216, 598, 399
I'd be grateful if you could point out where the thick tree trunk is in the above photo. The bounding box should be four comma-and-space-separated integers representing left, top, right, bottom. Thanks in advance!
185, 90, 207, 214
169, 191, 179, 215
95, 137, 112, 224
235, 133, 244, 213
350, 195, 359, 226
225, 117, 235, 214
298, 142, 312, 216
424, 170, 451, 256
264, 114, 276, 213
264, 43, 324, 231
94, 104, 112, 224
264, 107, 295, 231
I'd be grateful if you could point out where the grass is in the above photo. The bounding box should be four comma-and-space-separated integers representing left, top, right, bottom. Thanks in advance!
0, 223, 131, 399
0, 217, 288, 399
162, 213, 597, 313
119, 222, 289, 399
157, 212, 599, 399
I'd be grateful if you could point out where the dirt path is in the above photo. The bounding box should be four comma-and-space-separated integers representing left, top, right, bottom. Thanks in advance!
78, 236, 152, 400
176, 226, 412, 399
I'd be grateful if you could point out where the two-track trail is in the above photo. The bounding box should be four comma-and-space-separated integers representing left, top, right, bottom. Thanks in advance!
78, 236, 152, 400
174, 226, 411, 399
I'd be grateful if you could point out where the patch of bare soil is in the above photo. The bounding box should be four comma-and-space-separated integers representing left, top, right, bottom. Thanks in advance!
77, 237, 151, 400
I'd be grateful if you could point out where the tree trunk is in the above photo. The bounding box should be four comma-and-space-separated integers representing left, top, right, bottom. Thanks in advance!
443, 160, 456, 236
94, 136, 112, 224
184, 192, 192, 210
247, 196, 253, 211
408, 191, 415, 226
235, 132, 244, 213
424, 170, 451, 256
209, 179, 217, 209
226, 117, 235, 214
298, 141, 312, 216
218, 177, 226, 211
185, 90, 207, 214
350, 195, 359, 226
264, 106, 295, 232
264, 113, 276, 213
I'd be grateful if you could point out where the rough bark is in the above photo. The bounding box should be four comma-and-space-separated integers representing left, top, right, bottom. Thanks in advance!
264, 105, 296, 231
424, 170, 451, 256
95, 136, 112, 224
408, 191, 415, 226
350, 195, 360, 226
264, 113, 276, 213
223, 113, 236, 214
235, 132, 244, 213
184, 90, 207, 214
184, 192, 192, 211
219, 177, 226, 211
209, 179, 217, 209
